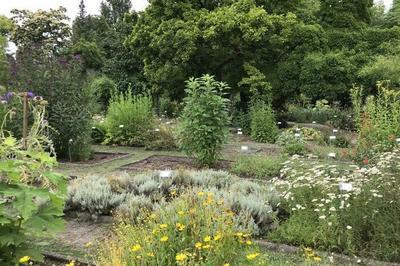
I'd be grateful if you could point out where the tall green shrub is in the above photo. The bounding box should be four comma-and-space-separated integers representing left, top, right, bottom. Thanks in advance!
250, 103, 279, 143
178, 74, 230, 166
352, 84, 400, 160
104, 93, 154, 146
43, 58, 93, 161
10, 52, 94, 161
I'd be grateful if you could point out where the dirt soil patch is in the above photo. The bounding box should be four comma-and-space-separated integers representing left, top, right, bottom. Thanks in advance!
59, 152, 129, 165
119, 155, 232, 172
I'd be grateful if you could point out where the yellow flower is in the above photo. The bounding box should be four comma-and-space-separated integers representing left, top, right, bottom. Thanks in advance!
178, 211, 185, 215
131, 244, 142, 252
160, 236, 169, 242
170, 191, 177, 196
147, 252, 155, 257
65, 261, 75, 266
246, 240, 252, 245
214, 234, 222, 241
159, 224, 168, 229
195, 242, 203, 249
176, 253, 188, 262
203, 244, 211, 249
197, 192, 204, 196
235, 232, 244, 237
223, 264, 230, 266
176, 223, 186, 231
204, 236, 211, 242
314, 256, 322, 262
84, 242, 93, 248
246, 253, 260, 260
19, 256, 30, 264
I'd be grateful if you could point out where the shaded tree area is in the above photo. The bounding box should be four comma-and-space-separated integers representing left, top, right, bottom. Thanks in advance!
3, 0, 400, 112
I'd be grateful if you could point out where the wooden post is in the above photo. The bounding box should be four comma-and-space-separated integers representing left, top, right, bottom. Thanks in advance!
22, 92, 28, 149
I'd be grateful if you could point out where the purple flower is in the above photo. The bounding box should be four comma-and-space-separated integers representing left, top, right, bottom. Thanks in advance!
5, 92, 14, 101
27, 91, 34, 98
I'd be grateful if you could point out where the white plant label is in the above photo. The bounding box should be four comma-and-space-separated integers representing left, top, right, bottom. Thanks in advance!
328, 152, 336, 158
329, 136, 337, 140
339, 182, 353, 192
160, 170, 172, 178
241, 146, 249, 151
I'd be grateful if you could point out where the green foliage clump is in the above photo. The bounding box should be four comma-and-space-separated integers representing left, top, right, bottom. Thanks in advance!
158, 95, 180, 118
352, 84, 400, 160
178, 75, 230, 166
276, 131, 308, 155
104, 93, 154, 146
88, 76, 117, 111
145, 123, 177, 151
232, 110, 251, 135
286, 127, 324, 142
250, 103, 279, 143
231, 155, 286, 179
0, 102, 66, 264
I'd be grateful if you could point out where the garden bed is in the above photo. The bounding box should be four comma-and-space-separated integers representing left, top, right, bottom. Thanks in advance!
119, 155, 232, 172
59, 152, 130, 166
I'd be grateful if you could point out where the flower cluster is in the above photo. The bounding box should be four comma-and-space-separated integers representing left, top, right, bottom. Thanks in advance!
97, 190, 266, 265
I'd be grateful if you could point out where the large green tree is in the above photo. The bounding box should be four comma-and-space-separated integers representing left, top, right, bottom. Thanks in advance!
319, 0, 373, 28
72, 0, 142, 92
129, 0, 302, 103
10, 7, 70, 53
386, 0, 400, 27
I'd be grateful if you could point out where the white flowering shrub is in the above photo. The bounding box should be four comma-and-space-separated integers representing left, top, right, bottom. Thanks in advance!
270, 149, 400, 262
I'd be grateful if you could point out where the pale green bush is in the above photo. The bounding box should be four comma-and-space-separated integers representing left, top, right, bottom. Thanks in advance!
104, 93, 154, 146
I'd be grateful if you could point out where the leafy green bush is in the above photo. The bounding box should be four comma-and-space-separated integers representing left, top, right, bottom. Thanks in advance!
352, 85, 400, 161
271, 150, 400, 262
178, 75, 230, 166
104, 93, 154, 146
283, 143, 307, 156
284, 103, 331, 124
97, 190, 267, 266
276, 131, 305, 146
91, 121, 107, 144
145, 123, 177, 150
231, 155, 286, 179
158, 95, 180, 118
250, 103, 279, 143
232, 110, 251, 135
287, 127, 324, 142
88, 76, 117, 111
0, 101, 66, 264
